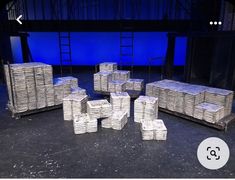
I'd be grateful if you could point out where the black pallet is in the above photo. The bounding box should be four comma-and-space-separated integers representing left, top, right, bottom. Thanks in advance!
159, 107, 235, 131
7, 104, 62, 119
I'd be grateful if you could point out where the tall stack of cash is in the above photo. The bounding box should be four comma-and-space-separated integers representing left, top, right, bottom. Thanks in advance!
141, 119, 167, 141
4, 62, 54, 113
194, 102, 225, 123
34, 63, 47, 109
63, 94, 88, 121
108, 80, 126, 93
134, 96, 158, 123
94, 71, 112, 92
53, 79, 64, 105
53, 78, 71, 105
110, 92, 130, 117
101, 111, 128, 130
87, 99, 112, 119
126, 79, 144, 91
73, 113, 98, 134
112, 70, 130, 81
205, 87, 233, 117
99, 62, 117, 72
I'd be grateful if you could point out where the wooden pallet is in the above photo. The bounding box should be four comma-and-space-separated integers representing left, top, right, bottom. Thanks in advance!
159, 107, 235, 131
7, 103, 62, 119
94, 90, 142, 98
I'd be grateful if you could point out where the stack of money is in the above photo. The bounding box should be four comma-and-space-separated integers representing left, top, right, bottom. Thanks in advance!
45, 84, 55, 106
72, 94, 88, 119
110, 92, 130, 117
102, 111, 128, 130
58, 76, 78, 89
10, 64, 28, 112
101, 118, 112, 129
24, 64, 36, 110
184, 87, 205, 117
63, 95, 73, 121
145, 82, 159, 97
63, 94, 88, 121
153, 119, 167, 140
53, 79, 64, 105
73, 113, 98, 134
71, 87, 87, 96
112, 70, 130, 81
99, 62, 117, 72
108, 80, 126, 93
111, 111, 128, 130
126, 79, 144, 91
34, 64, 47, 109
205, 87, 234, 117
141, 119, 167, 141
134, 96, 158, 123
94, 71, 112, 92
194, 102, 225, 123
87, 99, 112, 119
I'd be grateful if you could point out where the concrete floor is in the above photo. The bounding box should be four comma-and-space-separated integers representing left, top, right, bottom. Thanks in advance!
0, 69, 235, 178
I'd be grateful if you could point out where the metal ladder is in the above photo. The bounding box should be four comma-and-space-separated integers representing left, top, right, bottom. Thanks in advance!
120, 32, 134, 75
58, 32, 72, 76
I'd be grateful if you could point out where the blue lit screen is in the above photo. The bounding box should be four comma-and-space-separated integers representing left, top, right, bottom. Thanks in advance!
11, 32, 187, 66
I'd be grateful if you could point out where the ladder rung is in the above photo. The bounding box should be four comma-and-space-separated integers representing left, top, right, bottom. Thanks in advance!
62, 60, 72, 62
120, 36, 133, 38
61, 44, 70, 46
60, 36, 70, 38
120, 45, 133, 47
61, 52, 70, 54
121, 54, 133, 56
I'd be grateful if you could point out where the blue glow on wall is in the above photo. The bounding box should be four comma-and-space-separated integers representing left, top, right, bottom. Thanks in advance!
12, 32, 187, 66
10, 37, 23, 63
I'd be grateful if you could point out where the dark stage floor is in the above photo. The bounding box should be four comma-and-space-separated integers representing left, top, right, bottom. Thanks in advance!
0, 69, 235, 178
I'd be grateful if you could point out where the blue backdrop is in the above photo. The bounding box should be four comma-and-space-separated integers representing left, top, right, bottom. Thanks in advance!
10, 32, 187, 66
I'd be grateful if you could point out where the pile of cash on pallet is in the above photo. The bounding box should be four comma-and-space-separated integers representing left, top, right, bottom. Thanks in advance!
134, 95, 168, 141
4, 62, 84, 115
146, 79, 234, 124
93, 62, 144, 94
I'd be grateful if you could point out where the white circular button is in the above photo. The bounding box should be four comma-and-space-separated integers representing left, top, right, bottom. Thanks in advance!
197, 137, 230, 170
214, 21, 218, 25
209, 21, 213, 25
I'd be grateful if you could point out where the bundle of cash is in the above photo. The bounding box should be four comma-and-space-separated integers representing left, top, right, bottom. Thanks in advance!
194, 102, 225, 123
101, 111, 128, 130
99, 62, 117, 72
205, 87, 233, 117
112, 70, 130, 81
110, 92, 130, 117
73, 113, 98, 134
94, 71, 112, 92
126, 79, 144, 91
58, 76, 78, 89
108, 80, 126, 93
141, 119, 167, 141
63, 94, 88, 121
87, 99, 112, 119
71, 87, 87, 96
134, 96, 158, 123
